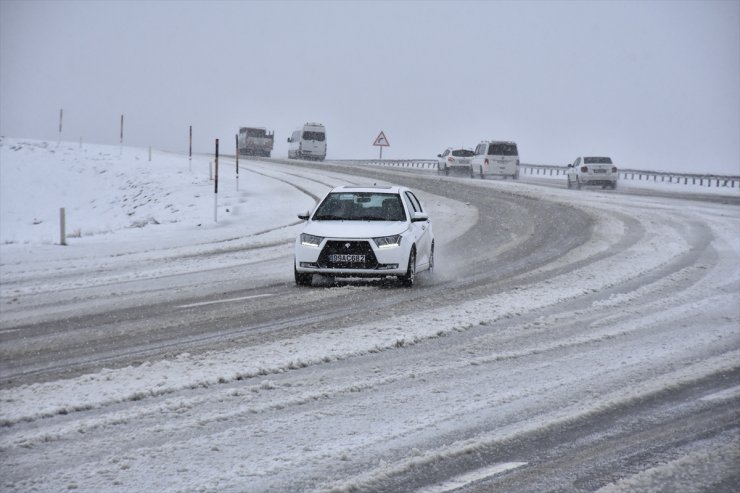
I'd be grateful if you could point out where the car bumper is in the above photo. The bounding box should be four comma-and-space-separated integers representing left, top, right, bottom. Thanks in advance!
581, 177, 617, 185
295, 238, 410, 277
300, 150, 325, 158
479, 165, 518, 176
295, 266, 407, 277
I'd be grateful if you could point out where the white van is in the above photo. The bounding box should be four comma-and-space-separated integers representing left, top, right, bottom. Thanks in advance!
287, 123, 327, 161
471, 141, 520, 179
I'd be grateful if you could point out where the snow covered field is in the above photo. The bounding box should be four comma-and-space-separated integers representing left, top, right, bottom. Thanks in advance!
1, 138, 739, 492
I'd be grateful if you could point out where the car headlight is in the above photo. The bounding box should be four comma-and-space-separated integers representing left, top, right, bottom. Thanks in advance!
373, 234, 401, 249
300, 233, 323, 247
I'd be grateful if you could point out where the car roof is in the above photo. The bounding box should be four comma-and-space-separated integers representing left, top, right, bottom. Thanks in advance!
330, 185, 402, 194
479, 140, 517, 145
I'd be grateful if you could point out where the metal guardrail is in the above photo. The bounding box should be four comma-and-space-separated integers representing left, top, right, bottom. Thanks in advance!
330, 160, 740, 189
521, 163, 740, 189
333, 159, 438, 170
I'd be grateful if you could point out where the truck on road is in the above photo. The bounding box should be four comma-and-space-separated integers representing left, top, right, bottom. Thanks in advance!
238, 127, 274, 157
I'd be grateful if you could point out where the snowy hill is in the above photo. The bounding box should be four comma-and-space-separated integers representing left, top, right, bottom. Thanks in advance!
0, 137, 308, 245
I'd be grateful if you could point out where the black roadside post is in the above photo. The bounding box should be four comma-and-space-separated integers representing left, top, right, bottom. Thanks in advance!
214, 138, 219, 222
235, 133, 240, 192
58, 108, 63, 146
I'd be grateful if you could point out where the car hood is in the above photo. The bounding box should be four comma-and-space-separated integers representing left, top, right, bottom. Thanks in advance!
303, 220, 408, 239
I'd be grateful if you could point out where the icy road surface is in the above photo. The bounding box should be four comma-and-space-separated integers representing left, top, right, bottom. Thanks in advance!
1, 140, 739, 492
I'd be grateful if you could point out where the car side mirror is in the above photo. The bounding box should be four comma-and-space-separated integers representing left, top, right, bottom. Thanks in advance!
567, 164, 573, 168
437, 154, 442, 158
298, 211, 309, 221
411, 212, 428, 222
287, 138, 292, 143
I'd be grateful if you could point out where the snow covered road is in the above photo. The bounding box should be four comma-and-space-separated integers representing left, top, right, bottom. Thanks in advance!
1, 140, 739, 492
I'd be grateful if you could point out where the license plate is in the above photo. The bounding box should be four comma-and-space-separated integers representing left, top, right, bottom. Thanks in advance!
593, 169, 607, 173
329, 254, 365, 263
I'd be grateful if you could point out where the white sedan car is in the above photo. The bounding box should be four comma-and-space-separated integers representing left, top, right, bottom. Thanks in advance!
294, 185, 434, 287
566, 156, 619, 189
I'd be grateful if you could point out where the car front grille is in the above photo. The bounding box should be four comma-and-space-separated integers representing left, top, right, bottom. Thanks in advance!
318, 241, 378, 269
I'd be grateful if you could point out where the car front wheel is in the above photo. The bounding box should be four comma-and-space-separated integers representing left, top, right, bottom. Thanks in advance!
294, 264, 312, 286
399, 249, 416, 287
428, 242, 434, 274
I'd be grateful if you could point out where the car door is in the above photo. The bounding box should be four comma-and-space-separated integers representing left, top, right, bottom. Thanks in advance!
438, 149, 449, 169
568, 157, 580, 183
403, 191, 432, 268
472, 143, 486, 173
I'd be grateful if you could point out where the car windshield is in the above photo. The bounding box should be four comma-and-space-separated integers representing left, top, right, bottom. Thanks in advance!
302, 131, 325, 142
451, 149, 474, 157
487, 144, 518, 156
584, 157, 613, 164
313, 192, 406, 221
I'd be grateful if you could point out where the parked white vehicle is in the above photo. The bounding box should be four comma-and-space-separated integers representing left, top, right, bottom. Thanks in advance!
287, 122, 327, 161
437, 147, 475, 176
471, 141, 520, 179
566, 156, 618, 189
294, 185, 434, 287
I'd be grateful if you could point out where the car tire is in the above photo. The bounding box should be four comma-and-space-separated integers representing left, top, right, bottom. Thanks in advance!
470, 166, 474, 179
399, 249, 416, 287
428, 242, 434, 274
576, 178, 582, 190
479, 166, 484, 179
567, 177, 572, 189
294, 265, 312, 286
444, 166, 449, 176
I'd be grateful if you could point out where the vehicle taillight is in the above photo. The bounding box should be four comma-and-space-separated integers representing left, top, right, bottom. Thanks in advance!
484, 158, 489, 166
516, 159, 520, 166
448, 157, 455, 163
612, 167, 618, 173
581, 166, 588, 172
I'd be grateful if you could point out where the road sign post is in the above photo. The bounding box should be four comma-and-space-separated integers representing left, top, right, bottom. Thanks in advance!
373, 131, 390, 160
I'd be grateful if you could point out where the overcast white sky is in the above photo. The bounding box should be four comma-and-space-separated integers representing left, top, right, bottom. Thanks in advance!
1, 0, 738, 174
